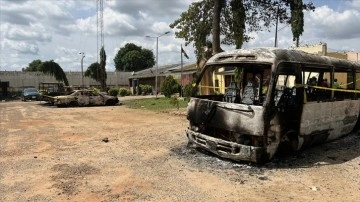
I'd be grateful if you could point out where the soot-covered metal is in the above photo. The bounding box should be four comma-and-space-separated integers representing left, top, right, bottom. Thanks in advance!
186, 48, 360, 163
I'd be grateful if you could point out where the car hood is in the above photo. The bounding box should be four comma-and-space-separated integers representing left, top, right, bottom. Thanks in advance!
24, 92, 40, 96
54, 95, 75, 99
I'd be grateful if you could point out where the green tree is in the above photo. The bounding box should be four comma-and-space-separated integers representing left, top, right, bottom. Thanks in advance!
227, 0, 246, 49
113, 43, 155, 72
40, 60, 69, 86
85, 47, 107, 92
99, 46, 107, 91
23, 59, 69, 86
290, 0, 305, 47
162, 75, 180, 98
170, 0, 315, 61
84, 62, 102, 82
22, 59, 42, 71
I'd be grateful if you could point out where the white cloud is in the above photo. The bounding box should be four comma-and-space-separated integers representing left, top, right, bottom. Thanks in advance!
107, 0, 192, 18
150, 22, 172, 34
55, 47, 79, 57
4, 39, 39, 55
0, 0, 359, 72
4, 24, 51, 42
104, 8, 138, 36
347, 0, 360, 10
307, 5, 360, 39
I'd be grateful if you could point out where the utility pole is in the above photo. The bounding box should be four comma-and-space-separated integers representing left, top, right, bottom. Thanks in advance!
274, 4, 279, 47
79, 52, 85, 88
146, 31, 170, 97
97, 0, 104, 84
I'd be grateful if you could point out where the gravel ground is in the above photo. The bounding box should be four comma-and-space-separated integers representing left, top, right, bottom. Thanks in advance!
0, 99, 360, 202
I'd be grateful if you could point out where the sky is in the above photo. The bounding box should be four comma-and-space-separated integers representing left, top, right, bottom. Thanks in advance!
1, 0, 360, 72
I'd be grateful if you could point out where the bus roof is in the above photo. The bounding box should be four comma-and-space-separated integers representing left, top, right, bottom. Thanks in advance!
205, 47, 360, 70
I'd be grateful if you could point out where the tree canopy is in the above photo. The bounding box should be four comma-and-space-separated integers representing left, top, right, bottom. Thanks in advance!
170, 0, 315, 62
22, 59, 69, 86
113, 43, 155, 72
22, 59, 42, 72
99, 46, 107, 91
290, 0, 305, 47
84, 62, 103, 83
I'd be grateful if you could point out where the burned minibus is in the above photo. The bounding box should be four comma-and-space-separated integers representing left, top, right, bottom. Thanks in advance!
186, 48, 360, 163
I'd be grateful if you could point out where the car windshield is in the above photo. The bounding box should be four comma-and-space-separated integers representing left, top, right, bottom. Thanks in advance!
70, 91, 80, 96
24, 88, 39, 93
70, 90, 96, 96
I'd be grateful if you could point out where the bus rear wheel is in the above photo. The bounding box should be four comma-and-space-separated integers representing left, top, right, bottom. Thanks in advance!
278, 131, 299, 154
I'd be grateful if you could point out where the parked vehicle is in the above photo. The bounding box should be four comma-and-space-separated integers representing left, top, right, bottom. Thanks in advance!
38, 82, 70, 103
186, 47, 360, 163
21, 88, 42, 101
54, 89, 119, 107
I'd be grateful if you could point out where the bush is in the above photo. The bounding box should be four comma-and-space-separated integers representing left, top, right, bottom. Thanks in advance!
162, 75, 180, 98
108, 88, 119, 96
139, 84, 152, 95
90, 87, 100, 93
119, 88, 131, 96
183, 83, 198, 99
170, 95, 179, 110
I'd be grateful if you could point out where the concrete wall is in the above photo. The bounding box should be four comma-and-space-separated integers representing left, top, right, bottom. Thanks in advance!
293, 44, 327, 55
327, 52, 347, 59
0, 71, 131, 91
347, 52, 360, 62
294, 44, 360, 62
293, 44, 359, 61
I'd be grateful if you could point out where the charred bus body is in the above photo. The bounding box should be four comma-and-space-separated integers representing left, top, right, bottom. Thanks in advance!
186, 48, 360, 163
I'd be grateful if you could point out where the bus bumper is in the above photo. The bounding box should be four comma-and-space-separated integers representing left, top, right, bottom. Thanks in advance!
186, 129, 267, 163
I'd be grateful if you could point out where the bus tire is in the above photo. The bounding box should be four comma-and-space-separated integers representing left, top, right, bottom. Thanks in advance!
278, 131, 299, 153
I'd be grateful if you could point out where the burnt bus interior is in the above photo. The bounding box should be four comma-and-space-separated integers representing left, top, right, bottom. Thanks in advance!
187, 48, 360, 163
189, 59, 360, 158
302, 65, 357, 102
195, 63, 272, 105
188, 63, 272, 154
195, 61, 359, 105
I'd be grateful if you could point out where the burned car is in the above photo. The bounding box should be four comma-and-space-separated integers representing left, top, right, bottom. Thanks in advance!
186, 48, 360, 163
53, 89, 119, 107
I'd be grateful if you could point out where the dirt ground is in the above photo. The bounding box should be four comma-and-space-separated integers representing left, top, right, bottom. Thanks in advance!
1, 98, 360, 202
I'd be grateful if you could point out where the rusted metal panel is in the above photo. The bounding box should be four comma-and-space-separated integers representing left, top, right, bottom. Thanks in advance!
186, 97, 270, 163
77, 95, 90, 105
300, 102, 333, 135
300, 100, 360, 143
54, 90, 118, 107
187, 98, 265, 136
186, 130, 266, 163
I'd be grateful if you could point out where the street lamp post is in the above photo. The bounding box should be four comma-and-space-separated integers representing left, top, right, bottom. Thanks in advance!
146, 31, 170, 97
79, 52, 85, 88
274, 4, 279, 47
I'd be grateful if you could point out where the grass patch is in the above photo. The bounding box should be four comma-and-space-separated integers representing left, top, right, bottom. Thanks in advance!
122, 97, 188, 111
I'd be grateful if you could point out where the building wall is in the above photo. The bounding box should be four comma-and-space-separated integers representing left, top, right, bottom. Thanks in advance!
327, 52, 347, 59
348, 53, 360, 89
294, 44, 360, 90
0, 71, 131, 91
293, 44, 359, 61
293, 44, 327, 55
347, 52, 360, 62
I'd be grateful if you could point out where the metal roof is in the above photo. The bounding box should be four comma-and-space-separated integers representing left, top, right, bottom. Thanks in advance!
129, 62, 197, 79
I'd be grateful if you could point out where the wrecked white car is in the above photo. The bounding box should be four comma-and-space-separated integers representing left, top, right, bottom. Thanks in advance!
54, 90, 119, 107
